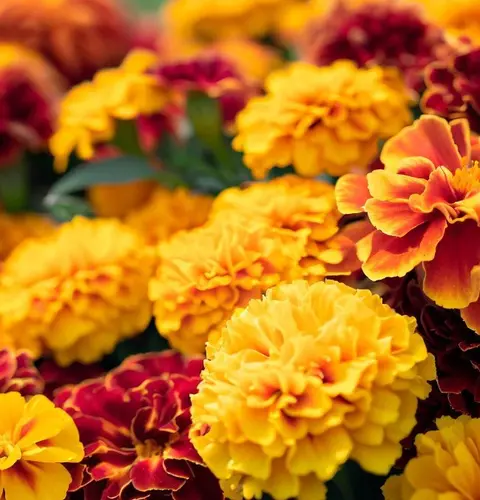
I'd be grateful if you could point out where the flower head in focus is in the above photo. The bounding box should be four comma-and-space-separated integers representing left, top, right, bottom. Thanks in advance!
335, 115, 480, 332
0, 0, 133, 84
233, 61, 412, 179
125, 186, 213, 246
56, 351, 223, 500
0, 216, 154, 366
190, 280, 435, 500
0, 392, 83, 500
383, 415, 480, 500
303, 0, 446, 91
149, 218, 306, 354
210, 175, 363, 282
0, 348, 44, 396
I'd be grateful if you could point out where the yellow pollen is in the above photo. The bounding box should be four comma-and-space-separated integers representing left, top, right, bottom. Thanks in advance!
451, 161, 480, 194
135, 439, 163, 459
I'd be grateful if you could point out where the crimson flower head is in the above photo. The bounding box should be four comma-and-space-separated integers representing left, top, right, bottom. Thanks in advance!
56, 351, 223, 500
0, 348, 44, 396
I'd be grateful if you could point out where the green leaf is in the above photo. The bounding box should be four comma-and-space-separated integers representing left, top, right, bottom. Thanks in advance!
46, 195, 94, 222
0, 156, 29, 213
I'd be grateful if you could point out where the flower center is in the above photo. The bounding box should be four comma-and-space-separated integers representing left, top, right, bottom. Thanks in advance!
0, 435, 16, 459
135, 439, 163, 459
451, 161, 480, 194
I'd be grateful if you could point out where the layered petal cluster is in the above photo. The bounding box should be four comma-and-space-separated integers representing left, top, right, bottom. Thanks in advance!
233, 61, 412, 179
422, 43, 480, 133
190, 280, 435, 500
210, 175, 363, 282
56, 351, 223, 500
125, 186, 213, 246
0, 216, 154, 366
0, 392, 84, 500
149, 218, 306, 354
335, 115, 480, 332
0, 0, 133, 84
303, 0, 446, 91
0, 348, 44, 396
383, 415, 480, 500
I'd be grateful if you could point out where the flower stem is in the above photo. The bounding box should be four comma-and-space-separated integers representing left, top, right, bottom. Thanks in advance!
0, 156, 29, 212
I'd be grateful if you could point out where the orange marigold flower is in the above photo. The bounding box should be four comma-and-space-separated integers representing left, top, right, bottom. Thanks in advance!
0, 392, 84, 500
0, 216, 154, 366
335, 115, 480, 332
210, 175, 363, 282
56, 351, 223, 500
383, 415, 480, 500
0, 348, 44, 396
149, 218, 306, 354
0, 0, 133, 84
233, 61, 412, 179
125, 186, 213, 246
190, 280, 435, 500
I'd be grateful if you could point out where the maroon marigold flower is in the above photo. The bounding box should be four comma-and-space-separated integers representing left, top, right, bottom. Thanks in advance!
303, 0, 446, 91
0, 348, 44, 396
56, 351, 223, 500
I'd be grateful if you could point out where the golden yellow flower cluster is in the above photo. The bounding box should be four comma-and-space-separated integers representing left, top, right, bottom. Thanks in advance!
0, 216, 154, 366
233, 61, 412, 179
190, 280, 435, 500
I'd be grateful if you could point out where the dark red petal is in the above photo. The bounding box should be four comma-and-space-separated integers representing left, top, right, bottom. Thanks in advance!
130, 457, 186, 492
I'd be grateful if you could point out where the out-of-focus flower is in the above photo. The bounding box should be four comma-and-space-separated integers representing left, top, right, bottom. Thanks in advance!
50, 50, 171, 172
0, 212, 55, 261
125, 186, 213, 246
0, 0, 133, 84
190, 280, 435, 500
0, 216, 154, 366
149, 218, 306, 354
57, 351, 223, 500
422, 44, 480, 133
210, 175, 364, 282
303, 0, 446, 92
0, 348, 44, 396
233, 61, 412, 179
335, 115, 480, 332
0, 391, 84, 500
0, 43, 63, 166
383, 415, 480, 500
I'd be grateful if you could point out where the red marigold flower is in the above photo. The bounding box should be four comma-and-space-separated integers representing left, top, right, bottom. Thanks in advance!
303, 0, 446, 91
0, 348, 44, 396
422, 43, 480, 133
56, 351, 223, 500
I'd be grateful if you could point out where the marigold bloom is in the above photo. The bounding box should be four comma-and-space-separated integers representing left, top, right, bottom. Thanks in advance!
0, 348, 44, 396
0, 392, 83, 500
190, 280, 435, 500
210, 176, 362, 282
125, 186, 213, 246
383, 415, 480, 500
336, 115, 480, 331
233, 61, 412, 179
149, 218, 306, 354
57, 351, 223, 500
0, 0, 133, 84
0, 216, 154, 366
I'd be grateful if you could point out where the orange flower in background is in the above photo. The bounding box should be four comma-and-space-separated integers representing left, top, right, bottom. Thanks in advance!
336, 115, 480, 332
125, 186, 213, 246
233, 61, 412, 179
149, 218, 306, 355
0, 392, 84, 500
0, 216, 154, 366
190, 280, 435, 500
0, 0, 133, 84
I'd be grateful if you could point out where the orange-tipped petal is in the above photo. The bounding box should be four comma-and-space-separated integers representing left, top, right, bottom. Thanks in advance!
450, 119, 471, 161
358, 217, 447, 280
335, 174, 370, 214
367, 168, 427, 201
461, 301, 480, 334
381, 116, 462, 173
423, 220, 480, 309
395, 157, 436, 180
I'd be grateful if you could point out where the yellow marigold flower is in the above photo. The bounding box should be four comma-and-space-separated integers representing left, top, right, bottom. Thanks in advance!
190, 280, 435, 500
0, 216, 154, 366
210, 176, 362, 282
149, 219, 306, 355
233, 61, 412, 179
0, 212, 55, 261
125, 186, 213, 246
0, 392, 84, 500
49, 50, 169, 172
383, 415, 480, 500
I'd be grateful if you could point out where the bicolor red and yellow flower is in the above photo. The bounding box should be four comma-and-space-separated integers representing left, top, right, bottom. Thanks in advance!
0, 348, 44, 396
56, 351, 223, 500
336, 115, 480, 332
190, 280, 435, 500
